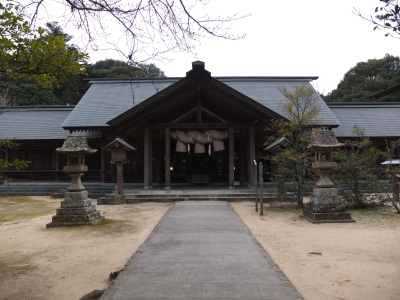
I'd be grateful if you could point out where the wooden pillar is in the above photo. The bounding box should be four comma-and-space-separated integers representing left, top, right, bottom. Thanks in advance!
165, 128, 171, 189
155, 136, 161, 184
144, 128, 150, 189
149, 131, 153, 188
4, 148, 9, 181
249, 127, 256, 187
116, 163, 123, 194
100, 141, 105, 183
240, 131, 246, 184
54, 149, 59, 182
229, 127, 234, 189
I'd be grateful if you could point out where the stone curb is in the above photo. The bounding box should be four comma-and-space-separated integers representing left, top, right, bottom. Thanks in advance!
99, 202, 175, 300
227, 201, 304, 300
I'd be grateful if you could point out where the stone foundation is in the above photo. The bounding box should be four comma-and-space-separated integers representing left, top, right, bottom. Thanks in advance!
46, 190, 104, 228
301, 188, 354, 223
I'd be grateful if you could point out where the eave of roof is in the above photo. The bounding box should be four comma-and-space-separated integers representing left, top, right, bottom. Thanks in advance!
327, 102, 400, 138
368, 82, 400, 99
0, 106, 101, 140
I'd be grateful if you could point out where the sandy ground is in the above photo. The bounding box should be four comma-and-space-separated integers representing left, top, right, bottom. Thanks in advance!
1, 197, 400, 300
231, 201, 400, 300
0, 197, 171, 300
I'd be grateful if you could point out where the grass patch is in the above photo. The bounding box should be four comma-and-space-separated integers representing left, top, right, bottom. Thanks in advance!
348, 204, 400, 224
0, 196, 59, 223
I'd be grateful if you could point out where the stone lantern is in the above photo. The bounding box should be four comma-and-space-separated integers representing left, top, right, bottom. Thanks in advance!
46, 136, 104, 228
103, 138, 136, 204
301, 130, 354, 223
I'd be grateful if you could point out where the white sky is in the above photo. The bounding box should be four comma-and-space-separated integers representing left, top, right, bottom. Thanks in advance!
61, 0, 400, 94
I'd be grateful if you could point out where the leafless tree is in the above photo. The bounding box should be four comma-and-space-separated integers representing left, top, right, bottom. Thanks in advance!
14, 0, 248, 63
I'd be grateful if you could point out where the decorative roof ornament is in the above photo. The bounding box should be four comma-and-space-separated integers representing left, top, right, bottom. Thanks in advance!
56, 136, 97, 154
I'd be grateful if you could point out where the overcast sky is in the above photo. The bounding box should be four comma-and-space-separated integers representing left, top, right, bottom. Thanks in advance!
82, 0, 400, 95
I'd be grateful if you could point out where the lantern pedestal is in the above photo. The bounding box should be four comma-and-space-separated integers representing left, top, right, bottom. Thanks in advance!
301, 188, 354, 223
46, 136, 104, 228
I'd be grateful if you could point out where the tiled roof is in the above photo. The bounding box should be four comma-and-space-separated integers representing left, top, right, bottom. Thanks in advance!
0, 106, 101, 140
219, 77, 339, 127
62, 79, 180, 129
62, 76, 339, 130
328, 103, 400, 138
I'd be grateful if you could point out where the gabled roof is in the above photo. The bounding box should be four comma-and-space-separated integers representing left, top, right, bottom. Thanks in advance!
103, 138, 136, 151
369, 82, 400, 99
328, 102, 400, 138
62, 61, 339, 131
0, 106, 101, 140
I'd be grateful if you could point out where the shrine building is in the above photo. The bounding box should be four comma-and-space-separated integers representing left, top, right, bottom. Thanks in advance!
1, 61, 398, 189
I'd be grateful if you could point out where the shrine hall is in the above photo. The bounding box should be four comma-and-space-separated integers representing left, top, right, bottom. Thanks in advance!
4, 61, 397, 189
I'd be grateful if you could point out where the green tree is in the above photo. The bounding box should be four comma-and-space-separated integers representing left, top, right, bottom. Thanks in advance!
333, 126, 383, 209
65, 59, 167, 105
44, 21, 73, 43
87, 59, 165, 79
265, 85, 322, 208
323, 54, 400, 102
0, 1, 88, 89
354, 0, 400, 39
0, 81, 61, 106
0, 140, 30, 184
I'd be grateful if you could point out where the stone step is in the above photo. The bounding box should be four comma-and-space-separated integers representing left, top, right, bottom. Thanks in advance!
126, 193, 256, 197
125, 197, 258, 203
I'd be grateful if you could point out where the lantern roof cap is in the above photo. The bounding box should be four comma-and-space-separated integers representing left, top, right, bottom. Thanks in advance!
103, 138, 136, 151
308, 129, 344, 149
56, 135, 97, 154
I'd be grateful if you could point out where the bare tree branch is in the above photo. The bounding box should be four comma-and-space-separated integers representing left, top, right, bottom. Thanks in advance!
353, 0, 400, 39
15, 0, 249, 63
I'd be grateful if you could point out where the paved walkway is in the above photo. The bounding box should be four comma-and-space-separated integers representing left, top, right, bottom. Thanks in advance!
101, 201, 303, 300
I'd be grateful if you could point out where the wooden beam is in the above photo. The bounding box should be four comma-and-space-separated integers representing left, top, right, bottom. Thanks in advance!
165, 128, 171, 189
114, 87, 197, 131
229, 127, 234, 189
201, 88, 274, 123
147, 123, 263, 129
170, 107, 197, 124
202, 107, 228, 123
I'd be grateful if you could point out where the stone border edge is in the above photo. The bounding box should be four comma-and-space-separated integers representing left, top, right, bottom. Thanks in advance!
100, 201, 176, 300
227, 201, 304, 300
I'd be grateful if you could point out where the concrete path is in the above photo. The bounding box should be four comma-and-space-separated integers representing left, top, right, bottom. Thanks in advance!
101, 201, 303, 300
